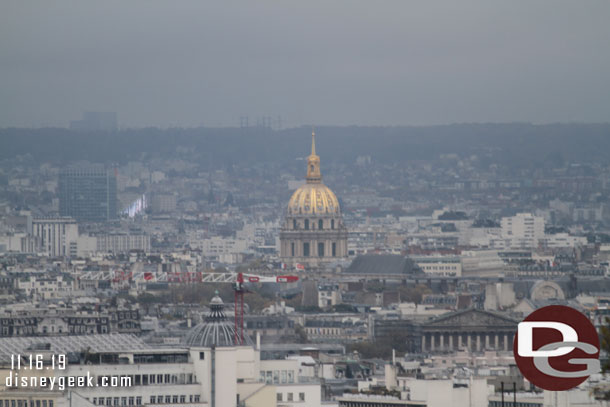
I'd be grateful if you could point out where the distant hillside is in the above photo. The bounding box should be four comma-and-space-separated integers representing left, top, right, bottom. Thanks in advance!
1, 123, 609, 168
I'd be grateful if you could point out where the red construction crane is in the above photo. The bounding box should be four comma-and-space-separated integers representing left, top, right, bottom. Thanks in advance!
233, 272, 299, 345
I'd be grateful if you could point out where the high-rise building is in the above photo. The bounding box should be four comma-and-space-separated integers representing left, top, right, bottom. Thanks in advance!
279, 131, 348, 268
500, 212, 545, 248
31, 217, 79, 257
59, 166, 117, 222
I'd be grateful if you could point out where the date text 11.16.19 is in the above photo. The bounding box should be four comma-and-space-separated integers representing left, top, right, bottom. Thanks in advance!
11, 354, 66, 370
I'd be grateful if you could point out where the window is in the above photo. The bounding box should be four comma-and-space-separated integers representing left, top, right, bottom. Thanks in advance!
318, 242, 324, 257
277, 393, 283, 402
273, 370, 279, 384
331, 219, 335, 229
287, 393, 294, 401
300, 392, 305, 401
318, 219, 323, 230
149, 397, 155, 404
303, 242, 310, 257
304, 219, 309, 230
293, 219, 297, 229
199, 351, 205, 360
332, 242, 336, 257
291, 242, 295, 257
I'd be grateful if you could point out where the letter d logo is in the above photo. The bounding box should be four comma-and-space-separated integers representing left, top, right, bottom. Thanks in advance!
517, 321, 577, 357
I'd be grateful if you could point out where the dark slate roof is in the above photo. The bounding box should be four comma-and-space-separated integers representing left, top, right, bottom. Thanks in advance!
345, 255, 421, 275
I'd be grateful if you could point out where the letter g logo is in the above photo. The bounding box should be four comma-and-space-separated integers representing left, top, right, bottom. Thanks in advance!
513, 305, 600, 391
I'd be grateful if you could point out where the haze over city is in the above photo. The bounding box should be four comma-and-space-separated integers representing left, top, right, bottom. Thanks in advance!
2, 0, 610, 128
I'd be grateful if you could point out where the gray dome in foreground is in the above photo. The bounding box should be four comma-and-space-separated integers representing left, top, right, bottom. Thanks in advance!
184, 293, 253, 348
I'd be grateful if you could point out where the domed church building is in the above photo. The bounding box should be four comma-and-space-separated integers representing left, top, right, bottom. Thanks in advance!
280, 131, 348, 268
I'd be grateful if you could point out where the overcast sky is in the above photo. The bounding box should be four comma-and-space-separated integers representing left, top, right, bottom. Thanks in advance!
1, 1, 609, 128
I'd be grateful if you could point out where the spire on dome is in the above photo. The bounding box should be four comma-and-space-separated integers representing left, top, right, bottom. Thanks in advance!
306, 130, 321, 183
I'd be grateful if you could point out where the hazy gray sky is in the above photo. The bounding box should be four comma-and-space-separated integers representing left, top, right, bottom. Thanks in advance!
1, 1, 609, 128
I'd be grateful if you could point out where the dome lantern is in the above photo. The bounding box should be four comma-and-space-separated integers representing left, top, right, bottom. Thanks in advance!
306, 130, 322, 183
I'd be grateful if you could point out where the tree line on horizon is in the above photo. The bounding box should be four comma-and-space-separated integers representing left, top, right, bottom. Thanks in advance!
1, 123, 610, 169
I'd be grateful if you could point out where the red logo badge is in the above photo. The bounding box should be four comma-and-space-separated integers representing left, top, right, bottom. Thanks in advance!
513, 305, 600, 391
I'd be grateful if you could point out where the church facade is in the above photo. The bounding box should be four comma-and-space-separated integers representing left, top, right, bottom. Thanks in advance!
279, 132, 348, 268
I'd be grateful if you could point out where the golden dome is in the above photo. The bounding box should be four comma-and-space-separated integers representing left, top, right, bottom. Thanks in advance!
288, 182, 340, 215
287, 131, 340, 215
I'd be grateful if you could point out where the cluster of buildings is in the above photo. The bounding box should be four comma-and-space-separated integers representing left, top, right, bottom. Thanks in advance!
1, 131, 610, 405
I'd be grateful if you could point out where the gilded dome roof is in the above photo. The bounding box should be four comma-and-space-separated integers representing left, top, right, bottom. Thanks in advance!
287, 131, 340, 215
288, 183, 340, 215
